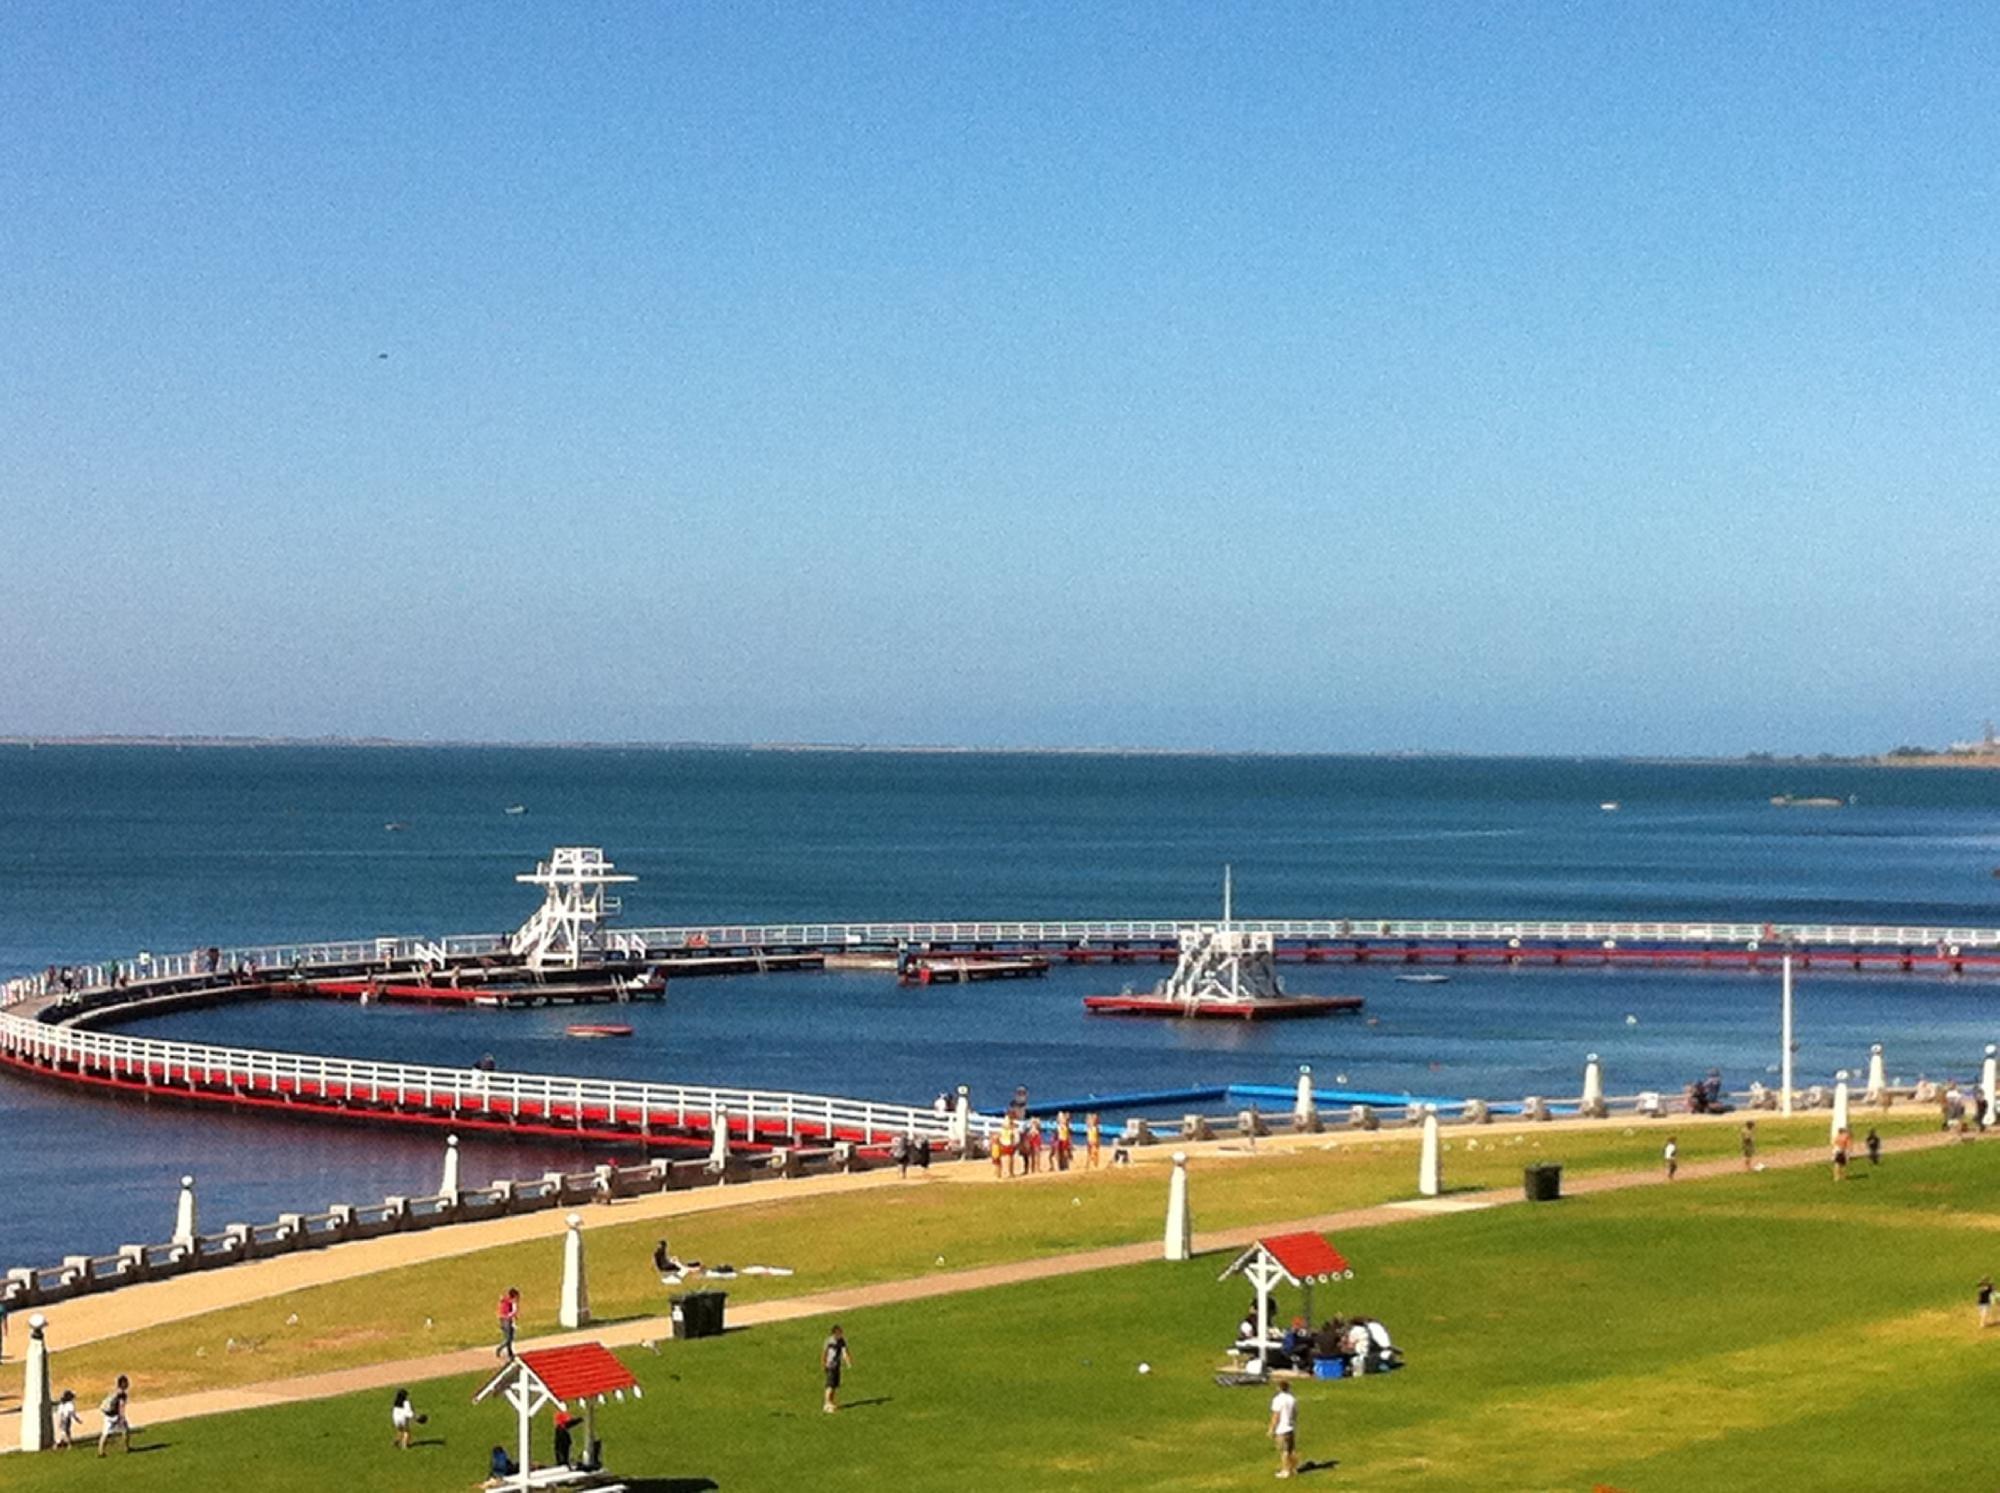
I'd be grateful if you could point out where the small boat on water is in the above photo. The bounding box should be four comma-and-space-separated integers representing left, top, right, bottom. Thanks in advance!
565, 1022, 634, 1039
504, 804, 527, 815
1394, 972, 1451, 984
1769, 794, 1847, 808
1599, 801, 1621, 812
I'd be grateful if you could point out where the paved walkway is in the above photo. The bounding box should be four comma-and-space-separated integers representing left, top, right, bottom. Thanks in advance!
6, 1121, 1971, 1441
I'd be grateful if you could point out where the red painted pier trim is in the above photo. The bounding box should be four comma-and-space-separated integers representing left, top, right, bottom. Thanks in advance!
1081, 994, 1364, 1020
0, 1049, 905, 1154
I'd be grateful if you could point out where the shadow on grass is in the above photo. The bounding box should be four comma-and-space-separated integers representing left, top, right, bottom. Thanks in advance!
838, 1396, 893, 1410
1298, 1457, 1341, 1475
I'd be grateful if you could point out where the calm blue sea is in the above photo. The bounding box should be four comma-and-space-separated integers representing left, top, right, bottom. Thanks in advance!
5, 745, 2000, 1268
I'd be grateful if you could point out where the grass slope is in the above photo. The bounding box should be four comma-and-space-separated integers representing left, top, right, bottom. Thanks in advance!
9, 1114, 1917, 1402
7, 1129, 1993, 1491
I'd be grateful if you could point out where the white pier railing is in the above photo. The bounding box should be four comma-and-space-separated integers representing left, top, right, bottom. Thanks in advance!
11, 913, 2000, 1008
0, 1010, 986, 1147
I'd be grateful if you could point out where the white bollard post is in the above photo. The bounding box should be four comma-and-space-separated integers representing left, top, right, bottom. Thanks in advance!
559, 1212, 590, 1329
173, 1174, 198, 1250
1418, 1106, 1442, 1197
18, 1313, 52, 1452
952, 1085, 971, 1156
1163, 1151, 1192, 1261
440, 1134, 462, 1202
1830, 1071, 1851, 1143
1294, 1064, 1317, 1130
709, 1110, 729, 1171
1984, 1046, 1999, 1128
1780, 955, 1795, 1116
1866, 1044, 1887, 1103
1581, 1054, 1606, 1118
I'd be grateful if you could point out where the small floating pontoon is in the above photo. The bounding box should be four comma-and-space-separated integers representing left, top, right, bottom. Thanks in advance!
1083, 869, 1362, 1021
565, 1022, 634, 1039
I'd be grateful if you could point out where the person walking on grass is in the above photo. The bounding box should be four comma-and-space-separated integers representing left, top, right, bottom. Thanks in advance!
822, 1324, 852, 1413
1663, 1135, 1679, 1181
97, 1375, 131, 1457
390, 1388, 424, 1450
1739, 1121, 1756, 1171
1866, 1127, 1882, 1166
1979, 1277, 1993, 1330
53, 1389, 81, 1450
1833, 1126, 1851, 1182
496, 1286, 521, 1359
1268, 1379, 1299, 1478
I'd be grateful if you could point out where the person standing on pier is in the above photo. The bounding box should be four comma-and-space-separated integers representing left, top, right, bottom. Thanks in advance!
1054, 1110, 1074, 1171
1086, 1112, 1102, 1169
496, 1287, 521, 1359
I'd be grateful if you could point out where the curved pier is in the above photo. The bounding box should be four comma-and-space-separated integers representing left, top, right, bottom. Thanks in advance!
4, 912, 1996, 1149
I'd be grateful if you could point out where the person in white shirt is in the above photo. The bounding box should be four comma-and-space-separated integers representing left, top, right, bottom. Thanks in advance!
1267, 1382, 1299, 1478
53, 1389, 82, 1450
1346, 1319, 1372, 1375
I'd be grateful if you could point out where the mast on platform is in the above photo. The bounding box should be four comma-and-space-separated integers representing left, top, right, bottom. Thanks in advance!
1154, 867, 1288, 1012
509, 848, 637, 971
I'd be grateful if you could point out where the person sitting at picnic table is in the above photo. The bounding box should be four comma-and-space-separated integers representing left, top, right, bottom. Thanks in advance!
1280, 1316, 1314, 1370
1346, 1318, 1373, 1374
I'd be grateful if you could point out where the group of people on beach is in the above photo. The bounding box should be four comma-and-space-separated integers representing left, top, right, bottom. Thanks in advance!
990, 1103, 1101, 1177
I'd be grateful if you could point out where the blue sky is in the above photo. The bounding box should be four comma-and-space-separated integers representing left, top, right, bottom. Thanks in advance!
4, 4, 1995, 753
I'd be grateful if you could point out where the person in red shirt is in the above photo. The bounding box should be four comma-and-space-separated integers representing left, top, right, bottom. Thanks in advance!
496, 1287, 521, 1359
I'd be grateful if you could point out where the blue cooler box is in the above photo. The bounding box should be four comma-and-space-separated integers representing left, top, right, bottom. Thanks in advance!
1313, 1359, 1345, 1379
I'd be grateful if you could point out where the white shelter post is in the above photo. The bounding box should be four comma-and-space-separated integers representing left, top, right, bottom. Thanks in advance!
1164, 1151, 1192, 1261
952, 1085, 971, 1155
560, 1212, 590, 1329
1293, 1064, 1316, 1130
1983, 1046, 1998, 1127
1866, 1044, 1886, 1104
19, 1313, 51, 1452
1830, 1071, 1850, 1143
1780, 955, 1795, 1117
173, 1174, 197, 1249
1418, 1106, 1442, 1197
1581, 1054, 1605, 1118
441, 1133, 462, 1203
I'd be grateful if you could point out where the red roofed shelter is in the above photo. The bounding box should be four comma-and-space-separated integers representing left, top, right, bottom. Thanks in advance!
474, 1342, 641, 1491
1217, 1232, 1353, 1366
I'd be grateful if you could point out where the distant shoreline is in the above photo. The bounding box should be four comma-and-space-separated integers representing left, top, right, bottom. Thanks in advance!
4, 734, 2000, 768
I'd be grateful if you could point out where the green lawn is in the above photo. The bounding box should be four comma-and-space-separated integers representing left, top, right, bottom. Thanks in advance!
8, 1125, 1992, 1490
11, 1113, 1921, 1402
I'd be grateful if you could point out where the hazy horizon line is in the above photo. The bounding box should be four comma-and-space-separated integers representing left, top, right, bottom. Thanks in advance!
0, 732, 1919, 765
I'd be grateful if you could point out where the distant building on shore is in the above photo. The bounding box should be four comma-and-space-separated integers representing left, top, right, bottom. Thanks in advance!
1946, 720, 2000, 757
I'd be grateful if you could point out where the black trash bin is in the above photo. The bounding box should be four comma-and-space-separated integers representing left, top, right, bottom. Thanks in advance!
1523, 1162, 1563, 1202
670, 1290, 728, 1340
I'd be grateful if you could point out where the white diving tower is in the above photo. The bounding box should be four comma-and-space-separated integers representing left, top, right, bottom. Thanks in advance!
509, 848, 637, 971
1153, 866, 1291, 1010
